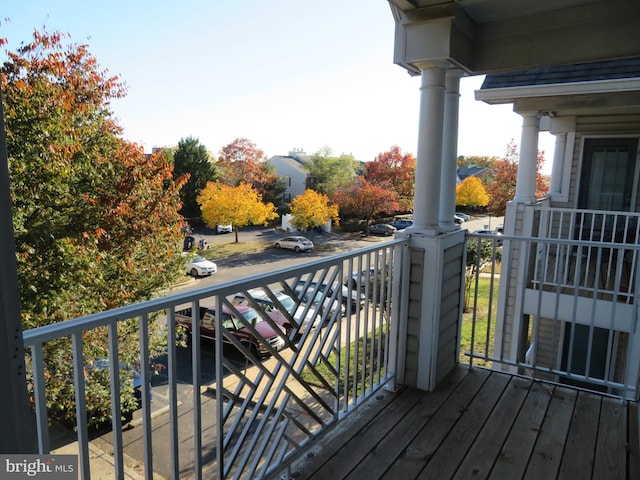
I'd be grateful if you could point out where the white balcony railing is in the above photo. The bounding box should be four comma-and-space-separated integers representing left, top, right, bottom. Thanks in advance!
22, 239, 407, 479
464, 230, 640, 401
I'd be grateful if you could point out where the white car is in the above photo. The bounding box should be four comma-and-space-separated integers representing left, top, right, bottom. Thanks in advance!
216, 224, 232, 234
185, 254, 217, 277
274, 236, 314, 252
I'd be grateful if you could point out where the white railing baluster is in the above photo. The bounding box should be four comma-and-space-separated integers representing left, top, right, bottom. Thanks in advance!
71, 332, 90, 480
107, 322, 124, 479
30, 343, 49, 454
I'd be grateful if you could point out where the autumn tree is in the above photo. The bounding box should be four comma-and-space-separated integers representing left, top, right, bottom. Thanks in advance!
487, 141, 549, 216
365, 145, 416, 211
332, 178, 400, 234
197, 182, 278, 242
307, 146, 361, 196
173, 136, 216, 219
457, 155, 498, 170
456, 176, 489, 209
2, 30, 186, 426
217, 137, 284, 204
289, 189, 340, 233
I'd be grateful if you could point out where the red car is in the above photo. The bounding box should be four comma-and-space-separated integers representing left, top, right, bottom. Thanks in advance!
175, 305, 286, 357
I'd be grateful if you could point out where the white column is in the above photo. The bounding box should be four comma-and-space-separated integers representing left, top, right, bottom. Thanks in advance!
549, 132, 567, 196
412, 61, 448, 234
513, 112, 540, 204
439, 69, 463, 231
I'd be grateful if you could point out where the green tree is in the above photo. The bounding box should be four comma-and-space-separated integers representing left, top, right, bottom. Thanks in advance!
198, 182, 278, 243
289, 189, 340, 233
2, 29, 185, 426
173, 136, 216, 219
457, 155, 499, 170
308, 146, 361, 196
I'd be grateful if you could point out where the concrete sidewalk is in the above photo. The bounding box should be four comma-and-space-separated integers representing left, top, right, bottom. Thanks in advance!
50, 421, 150, 480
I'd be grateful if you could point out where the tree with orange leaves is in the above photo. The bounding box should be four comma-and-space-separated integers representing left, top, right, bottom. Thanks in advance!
365, 146, 416, 211
487, 140, 549, 216
2, 29, 186, 426
332, 178, 400, 234
217, 137, 285, 205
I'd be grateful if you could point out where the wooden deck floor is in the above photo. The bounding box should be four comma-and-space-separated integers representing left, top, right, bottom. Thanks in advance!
289, 366, 639, 480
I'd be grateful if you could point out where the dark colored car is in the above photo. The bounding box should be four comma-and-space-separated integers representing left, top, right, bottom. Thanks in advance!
175, 305, 286, 357
389, 219, 413, 230
369, 223, 397, 236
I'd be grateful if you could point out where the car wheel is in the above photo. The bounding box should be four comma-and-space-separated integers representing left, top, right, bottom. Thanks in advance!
275, 243, 281, 249
190, 268, 199, 277
294, 246, 300, 252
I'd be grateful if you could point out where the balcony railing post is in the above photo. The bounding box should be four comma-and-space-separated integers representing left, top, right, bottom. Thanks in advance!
0, 85, 37, 453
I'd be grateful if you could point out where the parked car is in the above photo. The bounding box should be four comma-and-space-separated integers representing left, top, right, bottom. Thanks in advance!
369, 224, 397, 236
454, 214, 467, 224
344, 268, 377, 291
175, 305, 286, 358
185, 254, 217, 277
293, 280, 365, 312
231, 289, 321, 335
216, 224, 232, 234
455, 212, 471, 222
389, 219, 413, 230
274, 236, 314, 252
473, 229, 503, 246
292, 283, 345, 321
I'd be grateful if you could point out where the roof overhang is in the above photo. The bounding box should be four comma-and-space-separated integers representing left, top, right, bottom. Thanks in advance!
475, 77, 640, 116
388, 0, 640, 76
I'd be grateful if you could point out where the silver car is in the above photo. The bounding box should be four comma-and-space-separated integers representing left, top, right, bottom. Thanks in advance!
274, 236, 314, 252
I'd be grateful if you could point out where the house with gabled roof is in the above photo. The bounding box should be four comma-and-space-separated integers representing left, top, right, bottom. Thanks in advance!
268, 149, 312, 205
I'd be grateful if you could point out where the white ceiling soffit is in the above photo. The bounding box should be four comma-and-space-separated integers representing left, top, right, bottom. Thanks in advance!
388, 0, 640, 75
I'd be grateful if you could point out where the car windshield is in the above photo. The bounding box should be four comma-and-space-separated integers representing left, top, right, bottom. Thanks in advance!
193, 255, 205, 263
241, 309, 262, 325
278, 296, 295, 311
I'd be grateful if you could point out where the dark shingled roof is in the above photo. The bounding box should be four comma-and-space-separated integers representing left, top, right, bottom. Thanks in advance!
481, 57, 640, 90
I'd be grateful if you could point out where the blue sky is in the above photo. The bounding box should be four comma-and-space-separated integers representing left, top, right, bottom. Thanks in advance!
2, 0, 553, 170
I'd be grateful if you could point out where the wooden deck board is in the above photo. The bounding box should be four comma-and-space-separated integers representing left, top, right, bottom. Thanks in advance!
286, 367, 639, 480
306, 387, 426, 480
489, 381, 553, 480
380, 368, 490, 480
452, 376, 532, 480
417, 372, 511, 480
288, 385, 406, 479
593, 396, 627, 479
523, 386, 577, 479
343, 365, 468, 480
557, 391, 601, 480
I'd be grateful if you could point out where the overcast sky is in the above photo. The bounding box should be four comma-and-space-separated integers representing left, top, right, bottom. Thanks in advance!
2, 0, 554, 171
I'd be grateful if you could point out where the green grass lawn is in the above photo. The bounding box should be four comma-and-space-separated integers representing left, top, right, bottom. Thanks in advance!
195, 237, 338, 260
300, 328, 387, 398
459, 275, 500, 367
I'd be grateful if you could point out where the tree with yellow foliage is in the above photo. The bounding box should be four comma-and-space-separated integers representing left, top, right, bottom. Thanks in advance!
290, 189, 340, 233
197, 182, 278, 242
456, 176, 489, 209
